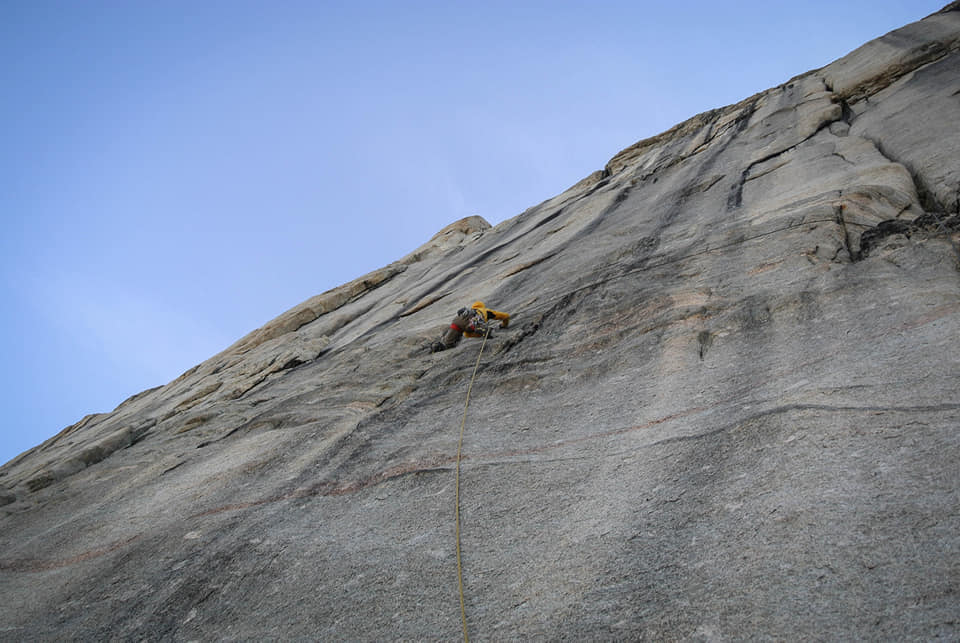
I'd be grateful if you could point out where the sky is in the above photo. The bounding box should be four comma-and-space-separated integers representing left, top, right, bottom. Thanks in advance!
0, 0, 946, 466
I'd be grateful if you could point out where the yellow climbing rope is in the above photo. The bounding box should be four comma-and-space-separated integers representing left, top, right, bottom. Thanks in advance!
455, 325, 490, 643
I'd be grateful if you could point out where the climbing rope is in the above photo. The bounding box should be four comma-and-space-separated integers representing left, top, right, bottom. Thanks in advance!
455, 324, 490, 643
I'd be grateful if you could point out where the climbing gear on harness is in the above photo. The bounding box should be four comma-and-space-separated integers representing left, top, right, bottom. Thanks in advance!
466, 314, 488, 334
471, 301, 511, 328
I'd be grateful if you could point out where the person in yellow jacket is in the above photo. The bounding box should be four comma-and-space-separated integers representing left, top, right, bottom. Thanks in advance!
431, 301, 510, 352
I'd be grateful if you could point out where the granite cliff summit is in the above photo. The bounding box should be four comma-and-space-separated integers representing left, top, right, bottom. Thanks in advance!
2, 5, 960, 639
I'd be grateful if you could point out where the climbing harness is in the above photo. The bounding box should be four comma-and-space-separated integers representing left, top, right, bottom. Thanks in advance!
466, 314, 489, 335
455, 324, 490, 643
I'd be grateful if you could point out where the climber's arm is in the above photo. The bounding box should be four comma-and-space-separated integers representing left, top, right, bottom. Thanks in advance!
485, 309, 510, 328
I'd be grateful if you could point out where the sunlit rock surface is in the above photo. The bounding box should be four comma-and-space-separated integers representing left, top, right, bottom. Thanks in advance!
2, 5, 959, 640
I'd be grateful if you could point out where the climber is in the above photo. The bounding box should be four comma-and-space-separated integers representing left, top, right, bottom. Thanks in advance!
430, 301, 510, 353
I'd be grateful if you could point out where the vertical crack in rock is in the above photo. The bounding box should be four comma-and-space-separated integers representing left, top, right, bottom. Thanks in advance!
728, 105, 845, 212
697, 330, 714, 360
834, 200, 859, 262
835, 112, 960, 262
721, 99, 763, 211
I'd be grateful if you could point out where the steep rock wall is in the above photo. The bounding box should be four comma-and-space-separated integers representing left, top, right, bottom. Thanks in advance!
2, 5, 959, 640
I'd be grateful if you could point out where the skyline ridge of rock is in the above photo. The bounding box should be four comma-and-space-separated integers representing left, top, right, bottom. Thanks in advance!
2, 5, 960, 639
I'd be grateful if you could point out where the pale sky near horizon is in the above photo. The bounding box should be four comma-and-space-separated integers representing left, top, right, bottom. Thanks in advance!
0, 0, 946, 466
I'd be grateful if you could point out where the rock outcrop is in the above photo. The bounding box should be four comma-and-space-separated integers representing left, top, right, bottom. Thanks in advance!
2, 5, 959, 640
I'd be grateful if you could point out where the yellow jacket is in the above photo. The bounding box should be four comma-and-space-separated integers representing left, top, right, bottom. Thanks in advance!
463, 301, 510, 337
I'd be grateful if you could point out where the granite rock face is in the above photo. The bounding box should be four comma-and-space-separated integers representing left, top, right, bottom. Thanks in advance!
3, 5, 960, 640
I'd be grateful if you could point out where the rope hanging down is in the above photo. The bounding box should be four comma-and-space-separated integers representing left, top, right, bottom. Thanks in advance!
455, 324, 490, 643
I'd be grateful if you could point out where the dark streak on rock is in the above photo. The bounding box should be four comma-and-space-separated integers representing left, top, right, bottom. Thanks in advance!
0, 535, 142, 573
181, 401, 960, 521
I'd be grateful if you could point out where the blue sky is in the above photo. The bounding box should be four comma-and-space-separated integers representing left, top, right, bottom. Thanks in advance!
0, 0, 945, 466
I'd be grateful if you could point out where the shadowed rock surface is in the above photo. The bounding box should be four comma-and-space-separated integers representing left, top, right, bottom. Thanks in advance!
2, 5, 960, 640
